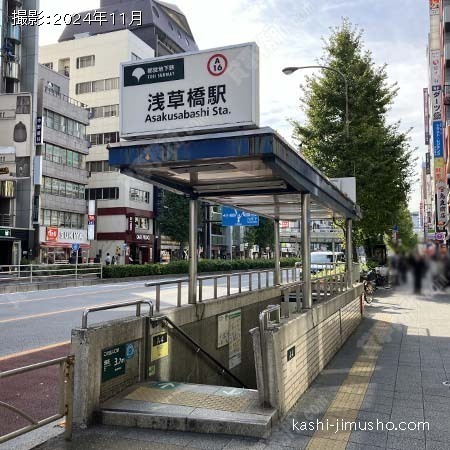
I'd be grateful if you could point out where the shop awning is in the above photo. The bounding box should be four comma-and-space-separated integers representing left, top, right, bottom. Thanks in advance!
41, 242, 91, 249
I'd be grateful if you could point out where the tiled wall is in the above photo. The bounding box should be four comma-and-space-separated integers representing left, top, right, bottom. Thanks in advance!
262, 293, 362, 416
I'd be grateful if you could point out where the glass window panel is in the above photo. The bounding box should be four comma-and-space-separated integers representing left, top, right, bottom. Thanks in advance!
67, 151, 73, 167
50, 210, 58, 226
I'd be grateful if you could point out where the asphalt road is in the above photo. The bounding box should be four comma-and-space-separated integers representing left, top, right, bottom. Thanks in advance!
0, 271, 280, 358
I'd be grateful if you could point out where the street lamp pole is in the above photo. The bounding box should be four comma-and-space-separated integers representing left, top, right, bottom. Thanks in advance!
282, 65, 349, 138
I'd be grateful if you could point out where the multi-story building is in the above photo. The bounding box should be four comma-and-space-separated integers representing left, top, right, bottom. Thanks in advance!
424, 0, 450, 249
35, 64, 90, 263
0, 0, 39, 265
40, 0, 200, 264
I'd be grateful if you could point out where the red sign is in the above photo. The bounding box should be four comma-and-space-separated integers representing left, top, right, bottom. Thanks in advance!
207, 54, 228, 76
46, 227, 58, 241
281, 221, 290, 228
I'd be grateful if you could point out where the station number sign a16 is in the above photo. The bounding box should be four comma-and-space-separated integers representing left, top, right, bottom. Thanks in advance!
207, 54, 228, 76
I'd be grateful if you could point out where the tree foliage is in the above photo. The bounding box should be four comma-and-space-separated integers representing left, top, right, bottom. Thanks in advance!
158, 191, 190, 248
386, 202, 418, 252
245, 217, 275, 254
292, 20, 415, 251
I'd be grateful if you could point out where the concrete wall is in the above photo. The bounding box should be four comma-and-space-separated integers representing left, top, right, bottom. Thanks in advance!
252, 285, 364, 417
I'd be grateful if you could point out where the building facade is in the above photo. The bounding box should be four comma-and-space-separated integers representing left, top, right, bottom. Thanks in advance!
35, 64, 90, 263
0, 0, 39, 265
40, 0, 202, 264
424, 0, 450, 248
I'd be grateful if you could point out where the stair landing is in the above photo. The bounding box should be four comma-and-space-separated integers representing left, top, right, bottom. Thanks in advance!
100, 381, 277, 438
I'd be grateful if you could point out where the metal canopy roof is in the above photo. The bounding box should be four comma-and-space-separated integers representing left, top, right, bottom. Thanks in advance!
108, 128, 361, 221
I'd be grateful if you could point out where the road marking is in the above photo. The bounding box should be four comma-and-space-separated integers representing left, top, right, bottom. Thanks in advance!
0, 340, 70, 361
0, 300, 150, 324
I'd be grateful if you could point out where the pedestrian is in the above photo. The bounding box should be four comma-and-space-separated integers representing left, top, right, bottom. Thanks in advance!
69, 252, 76, 264
111, 255, 116, 265
409, 252, 426, 295
398, 252, 408, 284
104, 253, 111, 265
94, 254, 100, 264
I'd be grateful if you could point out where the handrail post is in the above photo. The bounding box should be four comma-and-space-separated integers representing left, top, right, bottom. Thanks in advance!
177, 282, 182, 307
64, 355, 75, 441
30, 264, 33, 284
100, 263, 103, 279
249, 272, 252, 291
136, 302, 141, 316
266, 270, 269, 288
301, 193, 312, 309
238, 273, 242, 293
226, 275, 231, 296
274, 219, 281, 285
188, 198, 198, 304
214, 278, 218, 299
258, 271, 261, 290
156, 285, 161, 312
199, 279, 203, 302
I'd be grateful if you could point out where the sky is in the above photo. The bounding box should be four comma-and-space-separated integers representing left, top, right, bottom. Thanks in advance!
39, 0, 429, 211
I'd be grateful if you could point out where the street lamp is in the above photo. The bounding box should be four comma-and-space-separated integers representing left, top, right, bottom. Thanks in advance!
282, 65, 349, 138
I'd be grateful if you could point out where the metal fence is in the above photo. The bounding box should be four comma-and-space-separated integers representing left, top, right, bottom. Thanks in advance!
0, 264, 102, 285
144, 263, 356, 312
0, 355, 74, 444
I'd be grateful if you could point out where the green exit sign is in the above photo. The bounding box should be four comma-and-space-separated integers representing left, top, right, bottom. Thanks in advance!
0, 229, 12, 237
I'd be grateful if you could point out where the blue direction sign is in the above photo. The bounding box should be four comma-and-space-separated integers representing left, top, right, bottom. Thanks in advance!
222, 207, 259, 227
71, 243, 81, 252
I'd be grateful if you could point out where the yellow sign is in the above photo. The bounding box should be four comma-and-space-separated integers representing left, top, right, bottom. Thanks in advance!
151, 331, 168, 361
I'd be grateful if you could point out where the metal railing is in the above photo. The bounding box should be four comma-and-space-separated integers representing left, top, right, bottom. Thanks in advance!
143, 263, 355, 312
44, 85, 87, 108
81, 299, 154, 328
0, 355, 74, 444
145, 267, 298, 312
0, 263, 103, 285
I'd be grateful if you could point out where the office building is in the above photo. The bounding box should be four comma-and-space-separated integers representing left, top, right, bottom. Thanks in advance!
0, 0, 39, 265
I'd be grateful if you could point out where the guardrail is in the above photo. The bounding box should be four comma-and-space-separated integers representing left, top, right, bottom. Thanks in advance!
0, 263, 103, 285
0, 355, 74, 444
144, 263, 353, 312
81, 300, 154, 329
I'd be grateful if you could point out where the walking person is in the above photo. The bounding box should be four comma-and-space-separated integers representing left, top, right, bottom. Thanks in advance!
104, 253, 111, 265
409, 252, 426, 295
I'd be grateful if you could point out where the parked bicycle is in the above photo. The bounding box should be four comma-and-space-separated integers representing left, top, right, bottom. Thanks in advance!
362, 279, 375, 304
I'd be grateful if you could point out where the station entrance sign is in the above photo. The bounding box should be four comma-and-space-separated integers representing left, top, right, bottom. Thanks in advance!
120, 43, 259, 139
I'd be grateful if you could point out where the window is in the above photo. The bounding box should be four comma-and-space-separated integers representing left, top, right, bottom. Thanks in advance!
41, 209, 84, 229
76, 81, 92, 95
130, 188, 150, 204
135, 216, 150, 229
76, 55, 95, 69
42, 176, 85, 199
43, 62, 53, 70
16, 95, 31, 114
44, 109, 86, 140
86, 187, 119, 200
75, 77, 118, 95
105, 78, 118, 90
131, 53, 141, 61
43, 142, 85, 169
90, 104, 119, 119
87, 131, 119, 146
87, 160, 118, 173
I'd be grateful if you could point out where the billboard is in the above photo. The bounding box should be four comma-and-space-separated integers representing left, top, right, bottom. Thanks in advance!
424, 88, 430, 145
433, 121, 443, 157
221, 207, 259, 226
120, 43, 260, 138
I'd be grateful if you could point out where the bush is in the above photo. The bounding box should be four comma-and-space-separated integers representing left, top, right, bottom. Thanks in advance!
103, 257, 301, 279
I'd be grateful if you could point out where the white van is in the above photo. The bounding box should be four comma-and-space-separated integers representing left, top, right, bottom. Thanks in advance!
310, 251, 344, 273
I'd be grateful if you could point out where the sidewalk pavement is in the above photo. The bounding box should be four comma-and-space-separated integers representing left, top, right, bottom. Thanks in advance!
31, 282, 450, 450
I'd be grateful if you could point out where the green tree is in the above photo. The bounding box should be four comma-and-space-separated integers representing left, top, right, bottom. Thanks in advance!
386, 203, 418, 252
158, 191, 189, 254
292, 20, 415, 252
245, 217, 275, 255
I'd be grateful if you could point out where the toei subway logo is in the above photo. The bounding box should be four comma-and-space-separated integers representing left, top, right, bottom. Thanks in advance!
123, 59, 185, 87
207, 54, 228, 76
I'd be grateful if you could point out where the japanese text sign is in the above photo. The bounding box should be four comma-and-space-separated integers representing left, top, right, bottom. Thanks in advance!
120, 43, 259, 138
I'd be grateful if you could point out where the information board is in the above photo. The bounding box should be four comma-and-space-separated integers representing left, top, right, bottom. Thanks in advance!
228, 309, 242, 369
151, 331, 169, 361
222, 207, 259, 227
102, 344, 126, 382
